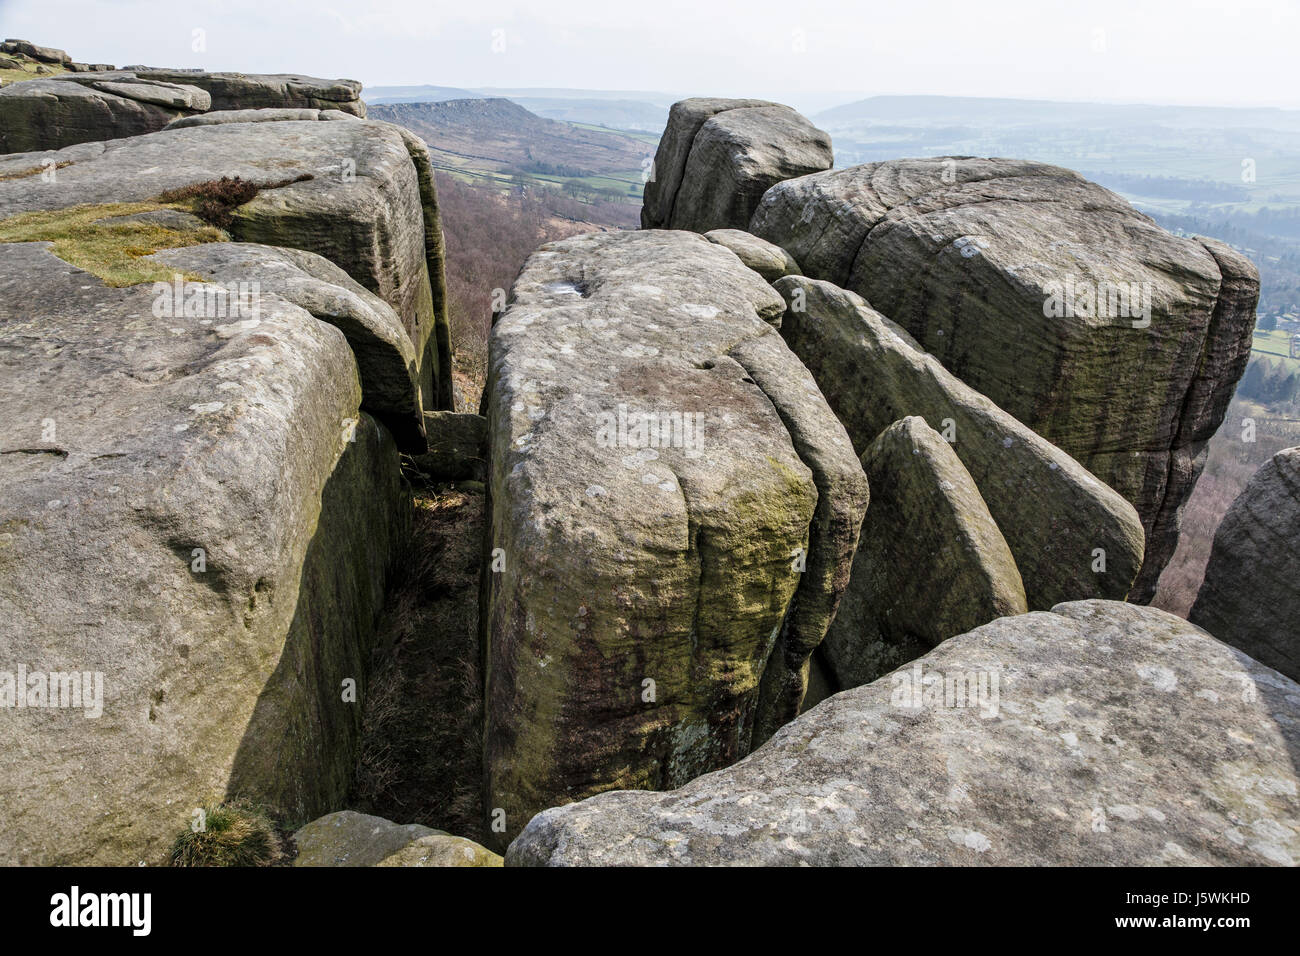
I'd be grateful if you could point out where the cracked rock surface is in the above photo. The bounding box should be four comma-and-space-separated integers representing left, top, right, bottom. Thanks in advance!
815, 416, 1027, 698
752, 158, 1258, 600
0, 244, 410, 864
774, 275, 1144, 609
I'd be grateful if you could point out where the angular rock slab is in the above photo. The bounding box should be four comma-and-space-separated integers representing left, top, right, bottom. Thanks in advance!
774, 275, 1143, 609
0, 117, 452, 411
293, 811, 501, 867
153, 242, 426, 452
166, 108, 361, 129
508, 600, 1300, 866
704, 228, 802, 283
752, 158, 1259, 600
817, 417, 1027, 698
0, 77, 209, 154
641, 98, 832, 232
0, 69, 365, 153
1191, 446, 1300, 681
483, 230, 867, 848
0, 244, 411, 864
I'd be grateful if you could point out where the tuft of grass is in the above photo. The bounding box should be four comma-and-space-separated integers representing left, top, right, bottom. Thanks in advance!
0, 201, 226, 286
169, 801, 282, 867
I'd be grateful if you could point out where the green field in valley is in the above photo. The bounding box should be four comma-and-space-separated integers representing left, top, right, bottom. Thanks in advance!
1251, 329, 1300, 369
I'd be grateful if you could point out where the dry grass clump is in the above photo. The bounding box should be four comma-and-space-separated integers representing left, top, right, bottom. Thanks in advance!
156, 173, 313, 228
169, 801, 282, 867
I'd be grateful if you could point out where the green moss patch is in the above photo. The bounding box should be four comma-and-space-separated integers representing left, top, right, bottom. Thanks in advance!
0, 175, 316, 286
0, 201, 226, 286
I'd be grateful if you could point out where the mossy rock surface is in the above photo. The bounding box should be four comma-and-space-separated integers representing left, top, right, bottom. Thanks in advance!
0, 117, 450, 410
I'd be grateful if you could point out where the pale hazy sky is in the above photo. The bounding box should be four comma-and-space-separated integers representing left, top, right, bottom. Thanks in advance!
2, 0, 1296, 110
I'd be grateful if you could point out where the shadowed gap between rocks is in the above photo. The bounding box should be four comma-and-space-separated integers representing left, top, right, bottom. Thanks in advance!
223, 413, 410, 831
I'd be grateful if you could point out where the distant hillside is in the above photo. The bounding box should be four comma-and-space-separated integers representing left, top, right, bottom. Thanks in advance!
365, 85, 675, 134
816, 94, 1300, 131
368, 98, 654, 200
507, 98, 666, 133
366, 85, 480, 104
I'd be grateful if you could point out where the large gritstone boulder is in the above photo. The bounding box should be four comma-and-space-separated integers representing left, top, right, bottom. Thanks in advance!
774, 275, 1144, 609
0, 116, 452, 416
751, 159, 1259, 600
482, 230, 868, 849
641, 98, 832, 232
152, 242, 426, 450
0, 70, 365, 153
0, 243, 411, 865
816, 417, 1026, 698
1191, 447, 1300, 681
1, 39, 72, 65
508, 600, 1300, 866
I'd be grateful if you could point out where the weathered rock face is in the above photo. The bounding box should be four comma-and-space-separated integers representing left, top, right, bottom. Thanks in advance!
1191, 447, 1300, 681
641, 98, 832, 232
0, 77, 210, 153
815, 417, 1026, 700
0, 244, 411, 865
482, 230, 867, 849
703, 229, 802, 283
752, 159, 1259, 600
0, 116, 452, 413
293, 811, 501, 867
774, 275, 1144, 609
508, 600, 1300, 866
153, 242, 426, 451
412, 411, 487, 482
0, 70, 365, 153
